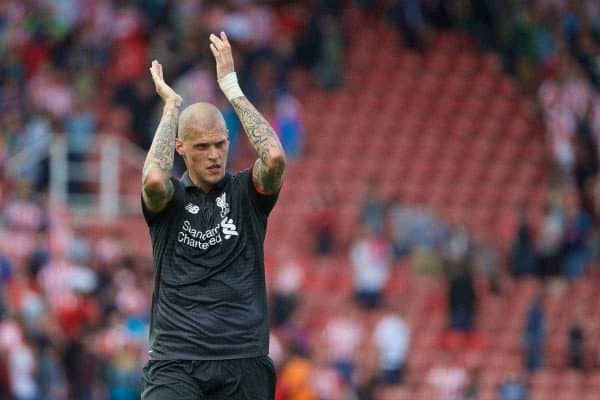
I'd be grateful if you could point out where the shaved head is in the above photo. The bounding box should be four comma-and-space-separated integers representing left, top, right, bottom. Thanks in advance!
178, 102, 228, 140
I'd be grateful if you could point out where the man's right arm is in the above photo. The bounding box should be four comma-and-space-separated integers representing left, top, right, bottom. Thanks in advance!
142, 60, 183, 213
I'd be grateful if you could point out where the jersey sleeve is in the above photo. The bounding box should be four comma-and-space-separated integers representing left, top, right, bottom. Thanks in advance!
240, 168, 280, 216
141, 177, 184, 226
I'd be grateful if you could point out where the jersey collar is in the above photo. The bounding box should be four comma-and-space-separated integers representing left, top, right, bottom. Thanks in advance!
181, 170, 231, 192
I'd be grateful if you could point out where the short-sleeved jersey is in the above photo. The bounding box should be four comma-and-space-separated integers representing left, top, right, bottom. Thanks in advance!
141, 168, 278, 360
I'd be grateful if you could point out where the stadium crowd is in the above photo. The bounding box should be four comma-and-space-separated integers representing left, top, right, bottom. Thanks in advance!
1, 0, 600, 400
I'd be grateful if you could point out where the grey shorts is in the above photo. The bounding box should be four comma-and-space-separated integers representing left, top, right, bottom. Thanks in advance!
141, 356, 276, 400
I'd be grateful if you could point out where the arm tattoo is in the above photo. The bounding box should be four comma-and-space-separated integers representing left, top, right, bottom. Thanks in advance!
231, 96, 285, 193
143, 103, 179, 176
142, 103, 179, 209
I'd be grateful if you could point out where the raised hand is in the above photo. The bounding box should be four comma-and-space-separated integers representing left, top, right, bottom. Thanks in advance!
149, 60, 182, 106
209, 32, 235, 81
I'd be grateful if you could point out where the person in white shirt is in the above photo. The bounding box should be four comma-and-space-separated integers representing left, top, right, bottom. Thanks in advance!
372, 306, 411, 384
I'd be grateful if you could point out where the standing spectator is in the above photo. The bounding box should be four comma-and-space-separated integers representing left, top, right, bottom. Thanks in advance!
510, 209, 538, 277
105, 342, 142, 400
447, 260, 476, 332
568, 315, 585, 370
315, 14, 344, 88
537, 201, 565, 277
275, 94, 304, 160
523, 295, 546, 371
573, 105, 599, 217
387, 0, 427, 50
372, 306, 410, 385
271, 249, 305, 327
308, 180, 338, 256
322, 305, 363, 384
498, 371, 528, 400
360, 182, 386, 235
562, 197, 593, 279
349, 228, 392, 309
463, 369, 480, 400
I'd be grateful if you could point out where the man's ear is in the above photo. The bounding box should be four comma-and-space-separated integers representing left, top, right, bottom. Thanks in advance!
175, 137, 186, 160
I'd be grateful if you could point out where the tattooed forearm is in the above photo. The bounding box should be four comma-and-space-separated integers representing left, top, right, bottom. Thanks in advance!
231, 96, 286, 193
141, 102, 179, 211
143, 102, 180, 178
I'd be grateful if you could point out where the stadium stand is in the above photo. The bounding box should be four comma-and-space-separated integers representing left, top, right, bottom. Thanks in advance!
2, 1, 600, 399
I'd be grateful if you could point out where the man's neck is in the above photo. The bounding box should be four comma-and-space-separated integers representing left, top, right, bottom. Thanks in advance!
188, 170, 215, 194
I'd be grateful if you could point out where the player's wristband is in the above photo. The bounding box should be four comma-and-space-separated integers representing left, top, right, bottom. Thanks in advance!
218, 72, 244, 101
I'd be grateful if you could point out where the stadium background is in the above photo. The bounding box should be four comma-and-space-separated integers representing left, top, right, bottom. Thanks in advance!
2, 0, 600, 399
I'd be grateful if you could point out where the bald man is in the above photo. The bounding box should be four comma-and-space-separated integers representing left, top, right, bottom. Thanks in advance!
140, 32, 285, 400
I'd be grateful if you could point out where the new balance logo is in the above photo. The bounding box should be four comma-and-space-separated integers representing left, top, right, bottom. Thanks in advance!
185, 203, 200, 214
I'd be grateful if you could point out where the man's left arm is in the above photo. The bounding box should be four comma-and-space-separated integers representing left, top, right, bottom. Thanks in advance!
209, 32, 286, 195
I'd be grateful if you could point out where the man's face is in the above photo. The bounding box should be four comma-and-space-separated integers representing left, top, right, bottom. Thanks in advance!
176, 129, 229, 187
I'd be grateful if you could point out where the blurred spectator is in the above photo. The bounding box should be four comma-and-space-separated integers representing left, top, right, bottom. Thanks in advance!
573, 105, 599, 217
447, 259, 476, 332
360, 182, 386, 235
387, 198, 447, 275
425, 352, 468, 400
463, 369, 480, 400
372, 305, 410, 385
386, 192, 411, 258
0, 319, 38, 400
568, 314, 585, 370
36, 342, 68, 400
510, 209, 538, 277
498, 371, 528, 400
271, 249, 305, 327
562, 196, 593, 279
322, 305, 363, 384
311, 350, 351, 400
349, 228, 392, 309
387, 0, 427, 50
315, 14, 343, 88
523, 295, 546, 371
105, 342, 142, 400
275, 93, 304, 159
308, 180, 339, 256
276, 355, 317, 400
537, 200, 565, 278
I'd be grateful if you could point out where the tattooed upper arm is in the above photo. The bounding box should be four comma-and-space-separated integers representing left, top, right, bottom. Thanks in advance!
231, 96, 286, 195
